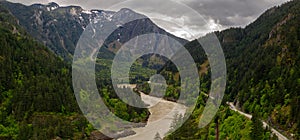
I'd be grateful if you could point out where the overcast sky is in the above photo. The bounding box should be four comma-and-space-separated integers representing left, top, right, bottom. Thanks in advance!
7, 0, 290, 40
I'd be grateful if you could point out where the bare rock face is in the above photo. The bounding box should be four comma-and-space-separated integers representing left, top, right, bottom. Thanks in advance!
0, 1, 187, 61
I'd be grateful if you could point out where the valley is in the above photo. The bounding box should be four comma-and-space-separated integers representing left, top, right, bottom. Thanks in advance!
118, 84, 187, 140
0, 0, 299, 140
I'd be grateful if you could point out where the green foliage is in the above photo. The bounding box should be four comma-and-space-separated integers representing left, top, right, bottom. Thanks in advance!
0, 8, 93, 138
0, 6, 149, 139
164, 1, 300, 139
165, 106, 278, 140
161, 1, 300, 140
251, 113, 264, 139
100, 87, 150, 123
165, 106, 253, 140
0, 0, 299, 139
220, 113, 252, 140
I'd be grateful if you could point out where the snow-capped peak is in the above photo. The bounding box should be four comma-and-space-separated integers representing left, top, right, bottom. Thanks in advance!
82, 10, 92, 14
46, 2, 59, 11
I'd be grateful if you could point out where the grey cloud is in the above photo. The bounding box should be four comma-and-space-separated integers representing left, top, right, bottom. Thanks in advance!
185, 0, 289, 26
6, 0, 289, 40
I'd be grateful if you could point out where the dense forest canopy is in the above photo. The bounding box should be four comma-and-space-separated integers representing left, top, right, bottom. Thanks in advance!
164, 0, 300, 139
0, 0, 299, 139
0, 4, 149, 139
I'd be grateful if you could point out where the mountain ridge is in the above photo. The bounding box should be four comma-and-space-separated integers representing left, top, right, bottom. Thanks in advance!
0, 4, 151, 139
0, 1, 187, 61
162, 0, 300, 139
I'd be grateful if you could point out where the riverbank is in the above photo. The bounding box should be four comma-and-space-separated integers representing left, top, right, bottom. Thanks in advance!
118, 92, 187, 140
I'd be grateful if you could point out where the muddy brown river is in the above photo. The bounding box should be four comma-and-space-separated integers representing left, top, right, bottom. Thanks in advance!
118, 90, 187, 140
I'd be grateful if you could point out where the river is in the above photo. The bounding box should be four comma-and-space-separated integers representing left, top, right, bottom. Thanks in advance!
118, 87, 187, 140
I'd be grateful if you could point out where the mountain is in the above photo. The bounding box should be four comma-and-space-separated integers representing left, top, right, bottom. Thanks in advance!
0, 1, 187, 61
1, 0, 299, 139
0, 3, 151, 139
221, 2, 300, 138
154, 0, 300, 139
0, 4, 87, 139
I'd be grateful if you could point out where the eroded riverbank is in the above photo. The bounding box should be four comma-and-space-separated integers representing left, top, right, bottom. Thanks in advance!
118, 92, 187, 140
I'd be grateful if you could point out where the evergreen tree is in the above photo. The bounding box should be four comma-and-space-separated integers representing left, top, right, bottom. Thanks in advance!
251, 112, 264, 140
154, 132, 162, 140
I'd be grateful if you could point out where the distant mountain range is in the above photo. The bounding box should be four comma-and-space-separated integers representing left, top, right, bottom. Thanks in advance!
1, 1, 187, 61
0, 0, 299, 139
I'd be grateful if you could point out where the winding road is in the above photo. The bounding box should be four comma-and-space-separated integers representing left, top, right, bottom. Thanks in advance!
228, 102, 289, 140
115, 84, 289, 140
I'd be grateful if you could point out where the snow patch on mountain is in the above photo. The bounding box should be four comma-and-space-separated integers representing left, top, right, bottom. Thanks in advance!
82, 10, 92, 14
46, 2, 59, 11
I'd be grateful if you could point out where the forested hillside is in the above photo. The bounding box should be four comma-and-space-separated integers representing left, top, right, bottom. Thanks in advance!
163, 0, 300, 139
0, 1, 187, 61
0, 5, 90, 139
0, 5, 149, 139
0, 0, 299, 139
225, 0, 300, 138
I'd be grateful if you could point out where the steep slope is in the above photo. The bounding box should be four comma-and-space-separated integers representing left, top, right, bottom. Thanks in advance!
0, 1, 187, 61
0, 4, 88, 139
0, 4, 150, 140
232, 2, 300, 138
160, 0, 300, 139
